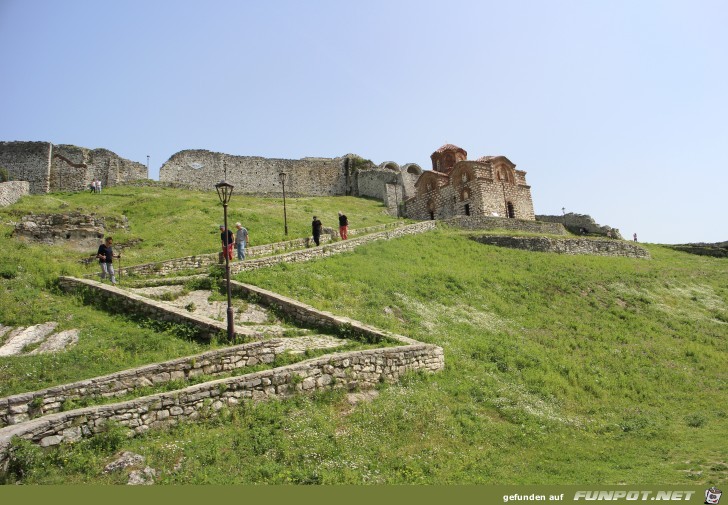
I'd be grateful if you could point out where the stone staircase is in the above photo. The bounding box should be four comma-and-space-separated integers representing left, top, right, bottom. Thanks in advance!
0, 237, 445, 473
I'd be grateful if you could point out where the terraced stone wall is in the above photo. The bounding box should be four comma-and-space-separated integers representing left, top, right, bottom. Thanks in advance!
117, 222, 406, 277
57, 277, 232, 340
0, 340, 284, 427
229, 220, 437, 274
444, 216, 568, 235
0, 344, 443, 472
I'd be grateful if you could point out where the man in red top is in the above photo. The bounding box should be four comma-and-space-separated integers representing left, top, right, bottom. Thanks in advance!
338, 211, 348, 240
220, 225, 234, 261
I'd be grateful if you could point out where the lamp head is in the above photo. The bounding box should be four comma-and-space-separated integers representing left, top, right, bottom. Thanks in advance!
215, 180, 234, 204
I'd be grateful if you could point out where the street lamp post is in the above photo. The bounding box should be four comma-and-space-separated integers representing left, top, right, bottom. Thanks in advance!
215, 180, 235, 341
278, 172, 288, 235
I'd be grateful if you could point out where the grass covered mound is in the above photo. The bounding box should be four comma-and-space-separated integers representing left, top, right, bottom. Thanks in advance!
1, 186, 726, 484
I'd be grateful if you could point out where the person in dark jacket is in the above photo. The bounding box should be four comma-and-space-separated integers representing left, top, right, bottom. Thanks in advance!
312, 216, 323, 246
96, 236, 120, 285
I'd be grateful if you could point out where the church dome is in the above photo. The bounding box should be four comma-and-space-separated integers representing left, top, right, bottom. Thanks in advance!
433, 144, 467, 155
431, 144, 467, 173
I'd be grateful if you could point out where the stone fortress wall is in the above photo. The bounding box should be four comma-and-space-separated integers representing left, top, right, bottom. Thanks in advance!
0, 141, 147, 194
159, 150, 347, 197
158, 150, 423, 214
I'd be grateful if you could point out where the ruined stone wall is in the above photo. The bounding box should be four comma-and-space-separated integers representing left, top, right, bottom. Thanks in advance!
0, 181, 30, 207
159, 150, 348, 196
357, 168, 400, 203
0, 141, 50, 194
49, 145, 147, 192
13, 213, 127, 248
536, 213, 622, 239
471, 235, 650, 258
0, 142, 147, 194
400, 166, 422, 200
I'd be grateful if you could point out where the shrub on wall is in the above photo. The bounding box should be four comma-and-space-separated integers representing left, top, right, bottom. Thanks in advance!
0, 167, 9, 182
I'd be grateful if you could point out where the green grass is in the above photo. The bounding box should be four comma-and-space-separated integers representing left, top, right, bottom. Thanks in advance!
0, 187, 398, 397
2, 185, 397, 266
1, 186, 727, 485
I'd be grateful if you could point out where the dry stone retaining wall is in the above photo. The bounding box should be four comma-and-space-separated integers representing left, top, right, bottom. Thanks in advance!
0, 275, 443, 472
117, 222, 406, 277
0, 344, 443, 471
444, 216, 568, 235
471, 235, 651, 258
57, 277, 252, 341
230, 220, 437, 274
0, 340, 284, 427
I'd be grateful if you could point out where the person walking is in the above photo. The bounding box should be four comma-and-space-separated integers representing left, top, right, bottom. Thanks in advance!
633, 233, 638, 242
312, 215, 323, 246
96, 236, 120, 285
235, 222, 249, 260
220, 225, 234, 261
338, 211, 348, 240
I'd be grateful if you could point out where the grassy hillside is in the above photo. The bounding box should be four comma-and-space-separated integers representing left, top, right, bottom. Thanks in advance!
1, 186, 726, 484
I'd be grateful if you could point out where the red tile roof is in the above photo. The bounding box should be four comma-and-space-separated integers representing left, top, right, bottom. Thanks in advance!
433, 144, 466, 154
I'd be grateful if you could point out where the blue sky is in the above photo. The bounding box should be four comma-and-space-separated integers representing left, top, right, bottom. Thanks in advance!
1, 0, 726, 244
